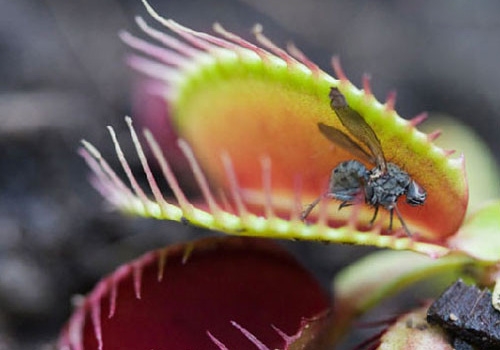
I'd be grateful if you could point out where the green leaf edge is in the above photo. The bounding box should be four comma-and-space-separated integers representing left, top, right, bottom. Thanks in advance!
80, 126, 448, 258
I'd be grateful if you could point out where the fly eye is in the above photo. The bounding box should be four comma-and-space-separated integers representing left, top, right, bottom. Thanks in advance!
406, 181, 426, 206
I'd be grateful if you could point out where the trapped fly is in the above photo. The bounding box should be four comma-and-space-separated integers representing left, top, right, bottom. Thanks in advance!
301, 87, 426, 235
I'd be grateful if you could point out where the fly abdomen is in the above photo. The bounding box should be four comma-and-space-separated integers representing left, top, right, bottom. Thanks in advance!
328, 160, 368, 202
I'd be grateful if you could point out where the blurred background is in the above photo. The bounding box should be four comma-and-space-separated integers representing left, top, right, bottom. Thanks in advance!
1, 0, 499, 348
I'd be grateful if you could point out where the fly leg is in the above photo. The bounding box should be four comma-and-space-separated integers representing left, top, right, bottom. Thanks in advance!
338, 190, 365, 211
301, 193, 353, 221
369, 205, 379, 226
338, 201, 353, 210
388, 208, 394, 232
394, 205, 412, 236
386, 206, 411, 236
300, 196, 322, 221
301, 190, 361, 221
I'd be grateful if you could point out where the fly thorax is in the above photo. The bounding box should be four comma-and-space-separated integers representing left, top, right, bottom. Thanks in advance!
369, 167, 384, 180
365, 163, 412, 208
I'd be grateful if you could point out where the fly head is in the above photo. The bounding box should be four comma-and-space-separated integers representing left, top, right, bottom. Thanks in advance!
406, 180, 427, 206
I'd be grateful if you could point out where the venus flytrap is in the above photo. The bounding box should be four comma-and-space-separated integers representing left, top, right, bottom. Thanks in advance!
58, 237, 332, 350
63, 1, 500, 349
81, 2, 468, 254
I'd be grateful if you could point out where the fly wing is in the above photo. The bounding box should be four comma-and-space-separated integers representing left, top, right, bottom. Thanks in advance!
318, 123, 374, 164
329, 87, 387, 172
